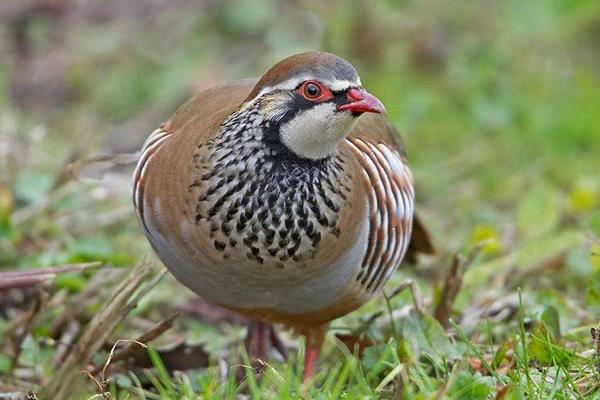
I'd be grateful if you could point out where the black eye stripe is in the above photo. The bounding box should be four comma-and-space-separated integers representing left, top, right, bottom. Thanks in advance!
296, 91, 348, 107
332, 92, 350, 107
262, 87, 352, 128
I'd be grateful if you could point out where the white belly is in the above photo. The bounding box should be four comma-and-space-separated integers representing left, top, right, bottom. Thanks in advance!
144, 200, 369, 315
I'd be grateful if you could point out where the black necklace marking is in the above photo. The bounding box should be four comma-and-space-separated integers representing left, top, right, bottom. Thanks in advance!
188, 99, 351, 266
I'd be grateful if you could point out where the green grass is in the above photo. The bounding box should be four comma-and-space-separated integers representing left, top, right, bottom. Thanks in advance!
1, 0, 600, 398
106, 304, 597, 399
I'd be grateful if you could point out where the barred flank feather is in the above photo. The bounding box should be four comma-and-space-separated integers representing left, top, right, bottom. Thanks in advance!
132, 123, 173, 237
346, 137, 414, 292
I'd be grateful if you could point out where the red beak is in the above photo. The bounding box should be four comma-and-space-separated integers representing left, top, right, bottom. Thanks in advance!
337, 88, 386, 114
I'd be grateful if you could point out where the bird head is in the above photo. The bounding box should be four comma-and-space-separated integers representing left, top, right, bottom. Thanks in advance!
243, 52, 385, 161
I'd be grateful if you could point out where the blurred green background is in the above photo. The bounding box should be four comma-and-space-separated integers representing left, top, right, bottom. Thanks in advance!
1, 0, 600, 398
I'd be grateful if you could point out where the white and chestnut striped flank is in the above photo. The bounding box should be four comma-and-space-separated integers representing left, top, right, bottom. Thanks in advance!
132, 122, 173, 237
346, 137, 414, 293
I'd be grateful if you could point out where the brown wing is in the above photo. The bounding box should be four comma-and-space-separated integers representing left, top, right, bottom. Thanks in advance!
351, 113, 434, 261
132, 79, 258, 257
351, 113, 408, 155
168, 78, 258, 134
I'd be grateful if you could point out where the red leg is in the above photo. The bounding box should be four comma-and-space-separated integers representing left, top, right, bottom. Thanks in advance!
302, 346, 320, 382
301, 325, 327, 382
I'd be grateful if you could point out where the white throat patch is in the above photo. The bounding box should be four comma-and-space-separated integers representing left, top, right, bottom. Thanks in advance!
279, 102, 358, 160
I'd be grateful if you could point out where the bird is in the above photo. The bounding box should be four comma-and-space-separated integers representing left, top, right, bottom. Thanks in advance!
132, 51, 432, 381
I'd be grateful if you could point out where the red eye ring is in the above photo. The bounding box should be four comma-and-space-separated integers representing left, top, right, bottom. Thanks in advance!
304, 82, 321, 98
298, 81, 333, 102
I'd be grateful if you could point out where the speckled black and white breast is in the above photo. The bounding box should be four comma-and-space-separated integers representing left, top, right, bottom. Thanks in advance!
188, 103, 353, 268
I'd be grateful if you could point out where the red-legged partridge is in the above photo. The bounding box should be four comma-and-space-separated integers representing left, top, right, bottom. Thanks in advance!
133, 52, 431, 381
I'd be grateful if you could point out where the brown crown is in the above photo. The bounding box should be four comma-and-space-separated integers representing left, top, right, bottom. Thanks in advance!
244, 52, 359, 102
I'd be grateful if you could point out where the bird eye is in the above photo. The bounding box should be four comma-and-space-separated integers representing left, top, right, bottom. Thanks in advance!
302, 82, 322, 99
